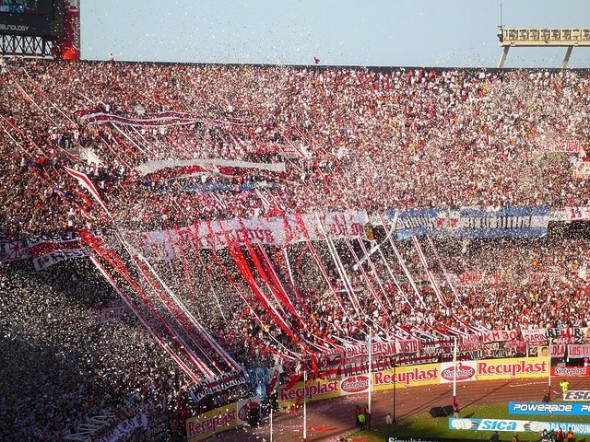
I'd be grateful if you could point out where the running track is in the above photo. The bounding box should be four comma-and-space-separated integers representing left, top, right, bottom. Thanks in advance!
211, 376, 590, 441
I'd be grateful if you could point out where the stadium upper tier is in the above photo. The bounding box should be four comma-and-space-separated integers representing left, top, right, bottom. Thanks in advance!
0, 59, 589, 238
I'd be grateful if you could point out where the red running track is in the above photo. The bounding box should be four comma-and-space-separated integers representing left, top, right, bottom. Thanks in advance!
210, 376, 590, 441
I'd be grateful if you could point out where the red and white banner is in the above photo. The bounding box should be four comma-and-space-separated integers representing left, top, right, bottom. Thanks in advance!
96, 413, 148, 442
0, 240, 30, 262
135, 158, 285, 180
574, 160, 590, 177
547, 327, 589, 344
28, 234, 88, 270
124, 211, 368, 257
527, 345, 566, 358
64, 167, 110, 215
482, 330, 519, 344
568, 344, 590, 359
522, 329, 548, 345
77, 110, 247, 128
92, 305, 130, 325
564, 207, 590, 221
454, 272, 503, 286
546, 139, 582, 153
263, 143, 310, 159
460, 334, 483, 351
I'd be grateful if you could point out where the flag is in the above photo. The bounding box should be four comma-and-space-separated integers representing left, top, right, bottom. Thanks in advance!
64, 167, 111, 216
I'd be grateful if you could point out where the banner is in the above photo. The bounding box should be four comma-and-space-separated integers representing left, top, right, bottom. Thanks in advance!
278, 378, 340, 408
474, 358, 548, 380
564, 390, 590, 401
563, 207, 590, 221
574, 160, 590, 177
568, 344, 590, 359
544, 139, 582, 153
154, 181, 279, 195
278, 358, 549, 408
535, 344, 566, 358
482, 330, 519, 344
547, 327, 589, 344
339, 375, 370, 396
439, 362, 476, 384
522, 327, 590, 346
92, 305, 129, 324
509, 402, 590, 416
522, 329, 549, 345
459, 334, 483, 352
188, 371, 246, 404
185, 404, 238, 442
450, 418, 590, 434
380, 206, 550, 239
124, 211, 368, 256
0, 240, 29, 262
27, 232, 89, 270
454, 271, 503, 286
96, 413, 148, 442
340, 340, 418, 361
372, 363, 440, 392
77, 110, 247, 128
136, 158, 286, 177
552, 366, 590, 377
236, 396, 261, 428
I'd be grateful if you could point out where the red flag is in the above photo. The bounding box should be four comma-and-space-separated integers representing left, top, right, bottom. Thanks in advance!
64, 167, 111, 216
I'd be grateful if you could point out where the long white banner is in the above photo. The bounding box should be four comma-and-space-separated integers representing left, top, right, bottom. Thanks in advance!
135, 158, 286, 176
124, 211, 368, 257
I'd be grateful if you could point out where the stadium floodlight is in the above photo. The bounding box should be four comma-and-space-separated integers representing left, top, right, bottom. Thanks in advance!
497, 26, 590, 68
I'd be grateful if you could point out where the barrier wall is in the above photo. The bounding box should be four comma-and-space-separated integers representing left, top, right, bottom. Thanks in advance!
185, 397, 261, 442
278, 357, 548, 408
184, 357, 550, 440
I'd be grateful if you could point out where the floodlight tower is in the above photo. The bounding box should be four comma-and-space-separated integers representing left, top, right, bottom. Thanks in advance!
497, 26, 590, 68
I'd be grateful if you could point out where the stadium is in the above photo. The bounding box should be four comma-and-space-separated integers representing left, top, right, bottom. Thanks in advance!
2, 1, 590, 441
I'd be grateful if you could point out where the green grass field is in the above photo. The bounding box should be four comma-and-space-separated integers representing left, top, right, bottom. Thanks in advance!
353, 403, 589, 441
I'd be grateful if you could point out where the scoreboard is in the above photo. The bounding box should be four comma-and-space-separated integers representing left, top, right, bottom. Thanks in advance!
0, 0, 63, 36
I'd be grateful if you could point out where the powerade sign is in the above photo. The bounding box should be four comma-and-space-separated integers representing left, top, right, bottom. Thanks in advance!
509, 402, 590, 416
450, 418, 590, 435
564, 390, 590, 401
382, 206, 549, 239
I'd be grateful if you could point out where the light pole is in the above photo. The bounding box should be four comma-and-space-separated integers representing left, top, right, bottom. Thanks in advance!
270, 405, 273, 442
452, 336, 458, 408
548, 339, 552, 401
367, 331, 372, 430
303, 369, 307, 442
393, 358, 397, 423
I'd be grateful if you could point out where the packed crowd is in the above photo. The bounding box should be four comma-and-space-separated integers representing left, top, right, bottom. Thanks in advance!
2, 58, 590, 440
0, 259, 198, 441
1, 60, 590, 236
3, 228, 590, 440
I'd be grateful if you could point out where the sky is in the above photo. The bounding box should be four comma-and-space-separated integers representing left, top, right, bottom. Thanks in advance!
81, 0, 590, 68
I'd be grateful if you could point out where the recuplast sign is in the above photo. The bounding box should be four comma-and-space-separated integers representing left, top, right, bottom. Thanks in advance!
475, 358, 547, 379
186, 404, 238, 442
278, 357, 549, 408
